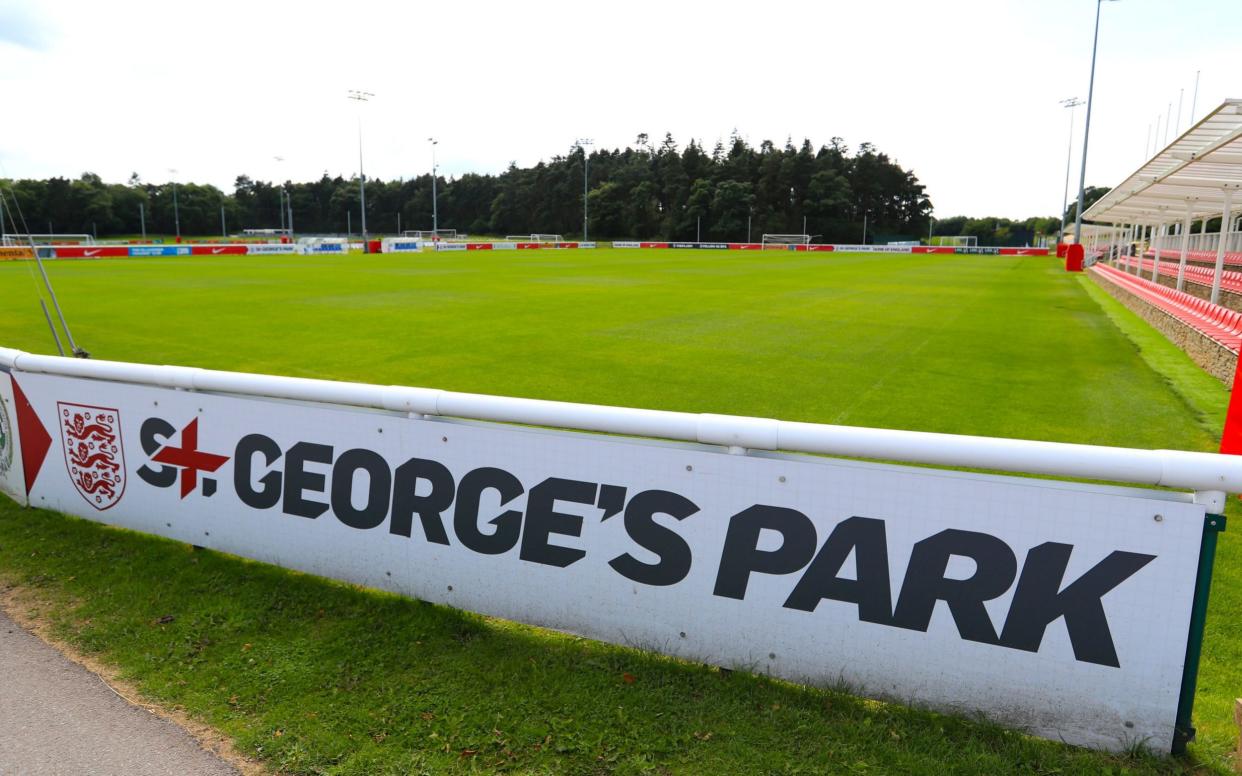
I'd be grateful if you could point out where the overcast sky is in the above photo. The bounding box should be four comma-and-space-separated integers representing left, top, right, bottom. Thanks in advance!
1, 0, 1238, 218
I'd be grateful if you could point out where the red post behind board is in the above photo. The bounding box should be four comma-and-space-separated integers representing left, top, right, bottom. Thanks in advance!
1221, 355, 1242, 456
1065, 243, 1084, 272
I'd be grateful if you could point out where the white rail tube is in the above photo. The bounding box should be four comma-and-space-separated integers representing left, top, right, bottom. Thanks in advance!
2, 347, 1240, 493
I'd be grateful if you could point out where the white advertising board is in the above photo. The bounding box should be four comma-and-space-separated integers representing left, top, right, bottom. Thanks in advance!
248, 244, 298, 255
2, 368, 1207, 752
832, 244, 913, 253
434, 243, 467, 252
380, 239, 423, 254
611, 241, 641, 248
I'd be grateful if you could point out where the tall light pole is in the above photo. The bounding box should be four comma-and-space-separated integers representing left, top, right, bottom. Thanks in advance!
862, 210, 869, 244
274, 156, 287, 234
347, 90, 374, 251
427, 138, 439, 235
1073, 0, 1119, 246
576, 138, 593, 241
1058, 97, 1084, 244
1190, 70, 1200, 126
168, 168, 181, 240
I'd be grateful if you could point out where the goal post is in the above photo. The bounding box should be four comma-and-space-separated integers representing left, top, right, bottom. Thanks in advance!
402, 229, 457, 241
931, 235, 978, 248
761, 234, 811, 249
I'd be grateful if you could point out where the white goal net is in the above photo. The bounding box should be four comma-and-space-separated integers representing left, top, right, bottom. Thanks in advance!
403, 229, 457, 241
761, 234, 811, 248
931, 235, 978, 247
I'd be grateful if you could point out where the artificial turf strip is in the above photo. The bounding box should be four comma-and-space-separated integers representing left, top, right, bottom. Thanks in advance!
0, 249, 1236, 773
1076, 274, 1230, 435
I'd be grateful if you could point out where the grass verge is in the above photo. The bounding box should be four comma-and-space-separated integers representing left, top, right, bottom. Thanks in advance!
0, 497, 1218, 775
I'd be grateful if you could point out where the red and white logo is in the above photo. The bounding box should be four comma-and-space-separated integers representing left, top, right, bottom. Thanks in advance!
59, 402, 126, 510
84, 249, 101, 257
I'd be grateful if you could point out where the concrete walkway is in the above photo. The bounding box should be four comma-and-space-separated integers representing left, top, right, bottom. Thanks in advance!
0, 610, 239, 776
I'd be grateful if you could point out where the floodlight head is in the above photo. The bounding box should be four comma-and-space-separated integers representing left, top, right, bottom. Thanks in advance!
346, 89, 374, 102
1061, 97, 1084, 108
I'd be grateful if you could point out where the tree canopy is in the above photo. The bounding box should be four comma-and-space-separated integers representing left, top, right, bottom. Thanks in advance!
1, 134, 1078, 246
0, 133, 936, 243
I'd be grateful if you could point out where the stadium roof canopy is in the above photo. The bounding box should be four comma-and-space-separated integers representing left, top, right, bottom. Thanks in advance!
1084, 99, 1242, 225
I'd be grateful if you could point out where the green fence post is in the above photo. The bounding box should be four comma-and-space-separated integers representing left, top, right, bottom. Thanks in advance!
1173, 513, 1225, 754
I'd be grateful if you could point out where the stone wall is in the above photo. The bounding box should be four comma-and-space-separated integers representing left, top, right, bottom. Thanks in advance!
1089, 270, 1238, 384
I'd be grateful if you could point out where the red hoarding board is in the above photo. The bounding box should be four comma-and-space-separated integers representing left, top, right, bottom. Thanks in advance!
190, 245, 248, 256
52, 246, 129, 258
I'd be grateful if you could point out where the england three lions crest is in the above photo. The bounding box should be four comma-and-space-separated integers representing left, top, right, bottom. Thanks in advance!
58, 402, 126, 510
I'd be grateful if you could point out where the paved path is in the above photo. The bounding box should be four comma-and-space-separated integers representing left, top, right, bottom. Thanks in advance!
0, 610, 238, 776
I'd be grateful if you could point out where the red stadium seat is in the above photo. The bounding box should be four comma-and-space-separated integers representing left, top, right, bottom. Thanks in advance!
1091, 263, 1241, 354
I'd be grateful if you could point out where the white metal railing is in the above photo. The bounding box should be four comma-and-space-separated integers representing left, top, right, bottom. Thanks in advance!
1163, 230, 1242, 254
2, 346, 1240, 499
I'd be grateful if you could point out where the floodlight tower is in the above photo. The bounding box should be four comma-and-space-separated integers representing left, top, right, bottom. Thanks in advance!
168, 168, 181, 239
347, 89, 374, 251
576, 138, 594, 241
274, 156, 287, 234
428, 138, 439, 235
1058, 97, 1084, 245
273, 155, 294, 237
1073, 0, 1120, 246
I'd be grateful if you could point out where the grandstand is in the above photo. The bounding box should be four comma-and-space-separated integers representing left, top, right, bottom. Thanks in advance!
1086, 99, 1242, 303
1084, 99, 1242, 381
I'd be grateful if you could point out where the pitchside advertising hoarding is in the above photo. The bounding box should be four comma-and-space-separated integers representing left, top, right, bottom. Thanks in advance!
129, 246, 193, 257
247, 244, 298, 255
0, 361, 1218, 753
608, 242, 1050, 254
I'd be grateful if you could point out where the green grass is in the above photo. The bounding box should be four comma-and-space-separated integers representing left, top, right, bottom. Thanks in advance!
0, 249, 1238, 774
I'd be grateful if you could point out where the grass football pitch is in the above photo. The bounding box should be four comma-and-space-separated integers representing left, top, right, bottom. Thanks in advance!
0, 248, 1239, 774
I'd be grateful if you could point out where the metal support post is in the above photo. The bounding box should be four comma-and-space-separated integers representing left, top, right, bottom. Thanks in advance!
1212, 190, 1235, 304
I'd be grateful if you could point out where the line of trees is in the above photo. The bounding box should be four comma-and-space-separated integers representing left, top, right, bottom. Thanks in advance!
2, 135, 1099, 246
2, 133, 939, 243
